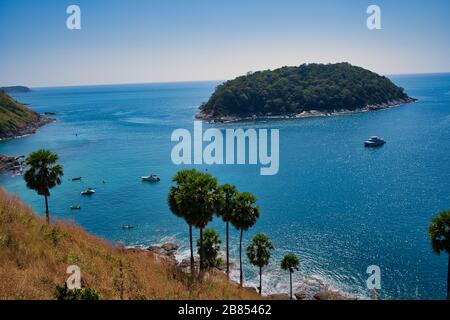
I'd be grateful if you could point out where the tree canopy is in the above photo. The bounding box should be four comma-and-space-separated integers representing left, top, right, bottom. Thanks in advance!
199, 62, 412, 118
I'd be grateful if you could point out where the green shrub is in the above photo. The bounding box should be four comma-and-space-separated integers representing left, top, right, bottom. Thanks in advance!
197, 229, 222, 269
55, 283, 100, 300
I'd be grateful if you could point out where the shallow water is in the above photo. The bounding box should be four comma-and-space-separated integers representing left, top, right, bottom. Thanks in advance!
1, 74, 450, 299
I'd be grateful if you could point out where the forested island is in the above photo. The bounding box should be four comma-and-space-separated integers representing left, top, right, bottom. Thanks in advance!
197, 63, 416, 123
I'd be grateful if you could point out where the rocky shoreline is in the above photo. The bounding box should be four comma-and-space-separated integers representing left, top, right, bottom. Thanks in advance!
0, 115, 54, 142
196, 97, 417, 124
0, 114, 54, 174
0, 154, 26, 174
145, 242, 356, 300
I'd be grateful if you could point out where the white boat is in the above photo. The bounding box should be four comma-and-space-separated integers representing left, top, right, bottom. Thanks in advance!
364, 136, 386, 147
142, 174, 160, 182
81, 188, 95, 195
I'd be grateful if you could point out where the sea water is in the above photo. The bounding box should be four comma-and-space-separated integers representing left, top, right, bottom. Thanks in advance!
1, 74, 450, 299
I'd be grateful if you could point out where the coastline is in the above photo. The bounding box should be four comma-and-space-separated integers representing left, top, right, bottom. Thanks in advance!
0, 115, 54, 174
196, 97, 417, 124
144, 241, 357, 300
0, 115, 54, 142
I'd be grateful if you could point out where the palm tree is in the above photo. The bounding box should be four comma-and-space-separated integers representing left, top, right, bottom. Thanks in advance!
281, 254, 300, 300
23, 149, 64, 224
215, 184, 238, 278
246, 233, 273, 294
230, 191, 260, 287
168, 170, 197, 274
168, 169, 217, 273
188, 170, 217, 271
428, 210, 450, 300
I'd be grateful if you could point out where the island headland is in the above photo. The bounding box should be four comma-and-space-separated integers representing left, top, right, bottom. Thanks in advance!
196, 63, 416, 123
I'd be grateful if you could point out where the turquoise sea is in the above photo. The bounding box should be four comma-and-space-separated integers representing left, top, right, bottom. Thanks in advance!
1, 74, 450, 299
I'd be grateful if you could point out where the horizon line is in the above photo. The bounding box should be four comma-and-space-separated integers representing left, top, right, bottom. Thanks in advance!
5, 71, 450, 91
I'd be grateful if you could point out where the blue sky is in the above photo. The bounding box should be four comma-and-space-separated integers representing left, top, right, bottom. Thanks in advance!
1, 0, 449, 87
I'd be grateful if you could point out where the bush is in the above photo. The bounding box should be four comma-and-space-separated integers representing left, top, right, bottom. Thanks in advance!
197, 229, 222, 269
55, 283, 100, 300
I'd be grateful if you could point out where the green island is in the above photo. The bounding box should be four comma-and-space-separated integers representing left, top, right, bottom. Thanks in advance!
197, 62, 416, 123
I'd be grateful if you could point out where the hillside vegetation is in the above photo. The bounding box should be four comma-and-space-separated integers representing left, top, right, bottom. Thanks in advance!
198, 62, 414, 120
0, 92, 40, 139
0, 92, 52, 140
0, 188, 259, 300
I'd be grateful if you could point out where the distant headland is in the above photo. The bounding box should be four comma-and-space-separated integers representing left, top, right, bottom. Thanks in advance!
196, 63, 417, 123
0, 86, 31, 94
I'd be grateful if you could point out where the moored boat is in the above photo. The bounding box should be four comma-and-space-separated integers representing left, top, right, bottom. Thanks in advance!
364, 136, 386, 148
142, 174, 160, 182
81, 188, 95, 195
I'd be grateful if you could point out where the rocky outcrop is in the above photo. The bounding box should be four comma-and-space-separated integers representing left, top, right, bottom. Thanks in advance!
313, 290, 350, 300
198, 97, 417, 124
147, 242, 179, 261
0, 154, 25, 174
294, 291, 306, 300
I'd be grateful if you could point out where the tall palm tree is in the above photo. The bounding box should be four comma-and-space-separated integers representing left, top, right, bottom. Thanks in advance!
280, 254, 300, 300
428, 210, 450, 300
168, 169, 217, 273
168, 170, 197, 274
188, 171, 217, 271
215, 184, 238, 278
230, 192, 260, 287
23, 149, 64, 224
246, 233, 273, 294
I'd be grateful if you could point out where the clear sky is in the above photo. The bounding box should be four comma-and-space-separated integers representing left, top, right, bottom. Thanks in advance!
1, 0, 449, 87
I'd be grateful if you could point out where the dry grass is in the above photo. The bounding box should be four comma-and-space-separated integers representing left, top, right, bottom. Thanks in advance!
0, 188, 260, 300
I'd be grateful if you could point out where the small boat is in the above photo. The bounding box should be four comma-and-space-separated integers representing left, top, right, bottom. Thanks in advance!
142, 174, 160, 182
122, 225, 135, 229
70, 205, 81, 210
71, 177, 82, 181
81, 188, 95, 196
364, 136, 386, 148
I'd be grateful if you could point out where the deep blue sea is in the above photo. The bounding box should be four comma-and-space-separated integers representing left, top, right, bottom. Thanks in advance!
1, 74, 450, 299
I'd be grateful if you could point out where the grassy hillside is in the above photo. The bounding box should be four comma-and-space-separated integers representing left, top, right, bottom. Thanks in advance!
0, 92, 40, 138
0, 188, 260, 300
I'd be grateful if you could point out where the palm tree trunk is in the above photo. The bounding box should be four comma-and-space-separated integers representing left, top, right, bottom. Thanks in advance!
44, 195, 50, 224
289, 271, 293, 300
199, 227, 204, 271
189, 225, 194, 275
239, 229, 243, 287
226, 222, 229, 278
259, 266, 262, 294
447, 254, 450, 300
